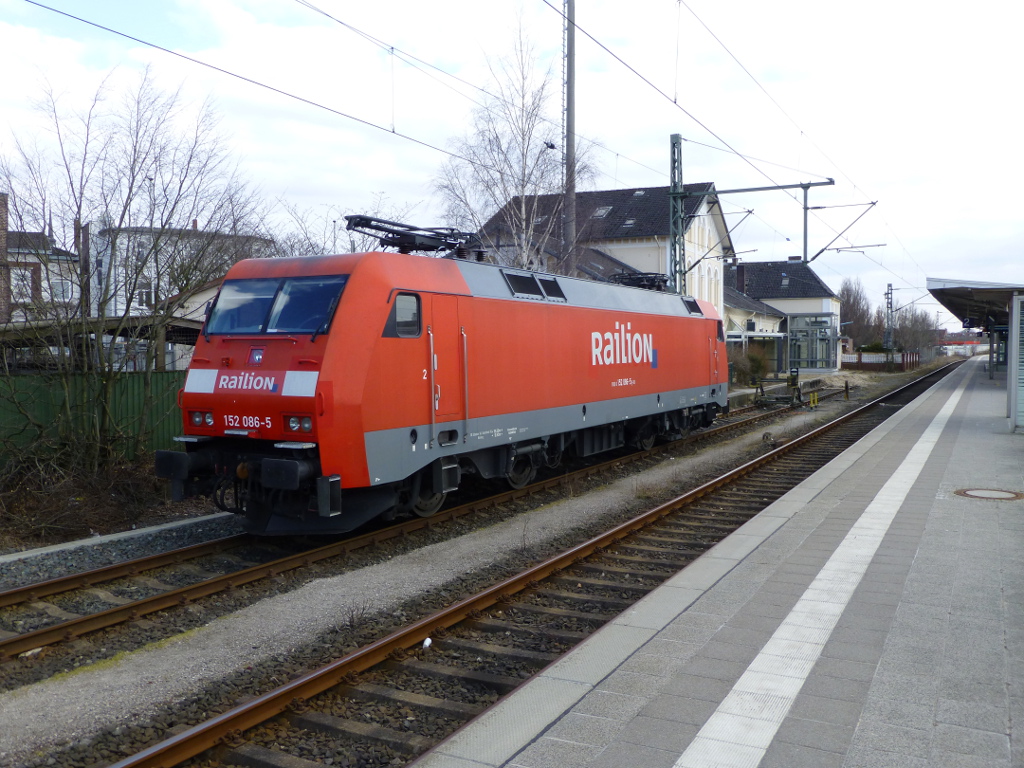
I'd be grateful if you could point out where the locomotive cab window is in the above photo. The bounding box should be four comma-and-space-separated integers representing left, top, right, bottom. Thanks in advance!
206, 275, 348, 336
383, 293, 421, 338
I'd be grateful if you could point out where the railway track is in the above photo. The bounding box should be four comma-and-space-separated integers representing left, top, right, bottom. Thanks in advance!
93, 364, 957, 768
0, 388, 839, 667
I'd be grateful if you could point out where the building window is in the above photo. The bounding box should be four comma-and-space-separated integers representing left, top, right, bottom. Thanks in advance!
51, 278, 75, 303
11, 267, 34, 303
136, 279, 154, 309
592, 206, 612, 219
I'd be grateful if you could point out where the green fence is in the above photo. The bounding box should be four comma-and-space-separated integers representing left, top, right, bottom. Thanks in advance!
0, 370, 187, 460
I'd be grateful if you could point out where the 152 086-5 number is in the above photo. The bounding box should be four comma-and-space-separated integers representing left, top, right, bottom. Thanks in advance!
224, 414, 272, 429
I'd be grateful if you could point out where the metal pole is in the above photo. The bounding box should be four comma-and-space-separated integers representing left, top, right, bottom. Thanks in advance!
670, 134, 686, 295
802, 185, 809, 263
672, 179, 833, 269
563, 0, 576, 273
884, 283, 894, 357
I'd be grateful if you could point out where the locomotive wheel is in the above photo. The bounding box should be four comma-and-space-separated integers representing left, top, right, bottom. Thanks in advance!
412, 490, 446, 517
506, 457, 537, 489
628, 422, 657, 451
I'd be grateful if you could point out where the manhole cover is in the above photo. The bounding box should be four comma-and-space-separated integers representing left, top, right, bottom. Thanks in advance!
954, 488, 1024, 501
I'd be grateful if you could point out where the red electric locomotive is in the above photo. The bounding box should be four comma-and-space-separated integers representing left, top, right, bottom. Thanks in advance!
156, 218, 729, 534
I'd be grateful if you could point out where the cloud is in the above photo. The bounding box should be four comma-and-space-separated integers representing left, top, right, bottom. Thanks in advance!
1, 0, 1021, 328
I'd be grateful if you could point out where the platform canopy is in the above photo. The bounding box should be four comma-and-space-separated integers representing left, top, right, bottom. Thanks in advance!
928, 277, 1024, 431
927, 277, 1020, 331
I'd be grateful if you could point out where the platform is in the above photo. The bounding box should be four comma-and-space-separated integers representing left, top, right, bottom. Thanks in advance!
411, 356, 1024, 768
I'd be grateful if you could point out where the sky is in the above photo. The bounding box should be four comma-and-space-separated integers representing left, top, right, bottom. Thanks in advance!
1, 0, 1022, 330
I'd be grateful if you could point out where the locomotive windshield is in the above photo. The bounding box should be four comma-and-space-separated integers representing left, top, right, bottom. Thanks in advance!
206, 275, 348, 335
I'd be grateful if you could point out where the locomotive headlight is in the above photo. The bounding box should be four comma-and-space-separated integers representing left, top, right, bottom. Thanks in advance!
301, 417, 313, 432
189, 411, 214, 428
288, 416, 301, 431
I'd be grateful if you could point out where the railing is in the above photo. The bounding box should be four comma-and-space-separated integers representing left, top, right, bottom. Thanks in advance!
841, 352, 920, 371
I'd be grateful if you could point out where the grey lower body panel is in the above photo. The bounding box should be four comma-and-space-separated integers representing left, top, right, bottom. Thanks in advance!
362, 384, 727, 486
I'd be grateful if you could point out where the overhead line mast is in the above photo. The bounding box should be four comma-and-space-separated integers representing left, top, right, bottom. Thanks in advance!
563, 0, 577, 273
669, 132, 835, 294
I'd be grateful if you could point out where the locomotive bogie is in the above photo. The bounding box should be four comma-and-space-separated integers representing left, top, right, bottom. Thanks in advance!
156, 250, 729, 535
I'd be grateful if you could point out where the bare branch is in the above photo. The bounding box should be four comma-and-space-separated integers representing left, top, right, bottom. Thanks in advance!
433, 26, 593, 272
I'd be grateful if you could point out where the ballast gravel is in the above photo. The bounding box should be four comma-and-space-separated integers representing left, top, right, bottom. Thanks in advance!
0, 383, 890, 767
0, 448, 752, 767
0, 513, 244, 590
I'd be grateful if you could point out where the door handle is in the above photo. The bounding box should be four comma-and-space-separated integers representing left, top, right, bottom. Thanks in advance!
434, 385, 441, 410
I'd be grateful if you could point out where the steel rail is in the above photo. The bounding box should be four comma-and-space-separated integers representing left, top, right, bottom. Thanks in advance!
0, 387, 841, 660
107, 365, 958, 768
0, 534, 251, 610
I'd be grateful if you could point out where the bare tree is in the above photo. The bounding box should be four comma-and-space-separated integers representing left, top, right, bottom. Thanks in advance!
869, 306, 886, 349
894, 304, 936, 353
1, 68, 268, 477
434, 27, 591, 272
838, 277, 876, 349
272, 193, 418, 258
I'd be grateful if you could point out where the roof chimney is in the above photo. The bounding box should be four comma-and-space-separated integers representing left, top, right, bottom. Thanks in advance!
192, 219, 198, 230
735, 263, 746, 294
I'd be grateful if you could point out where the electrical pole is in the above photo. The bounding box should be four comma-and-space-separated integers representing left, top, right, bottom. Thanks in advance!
884, 283, 894, 351
563, 0, 576, 274
668, 152, 834, 294
670, 134, 686, 294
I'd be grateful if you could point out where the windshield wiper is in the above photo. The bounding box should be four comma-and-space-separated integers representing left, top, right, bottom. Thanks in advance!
202, 299, 216, 343
310, 293, 342, 342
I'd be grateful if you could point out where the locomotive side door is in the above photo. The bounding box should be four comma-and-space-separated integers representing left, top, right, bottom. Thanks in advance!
710, 320, 722, 382
429, 294, 465, 422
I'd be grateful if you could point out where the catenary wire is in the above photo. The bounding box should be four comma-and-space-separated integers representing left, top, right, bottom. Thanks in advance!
676, 0, 928, 284
24, 0, 825, 235
23, 0, 917, 293
21, 0, 497, 172
289, 0, 823, 185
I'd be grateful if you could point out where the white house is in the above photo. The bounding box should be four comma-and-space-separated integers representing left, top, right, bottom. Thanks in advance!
91, 222, 273, 319
481, 184, 735, 319
0, 192, 81, 324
